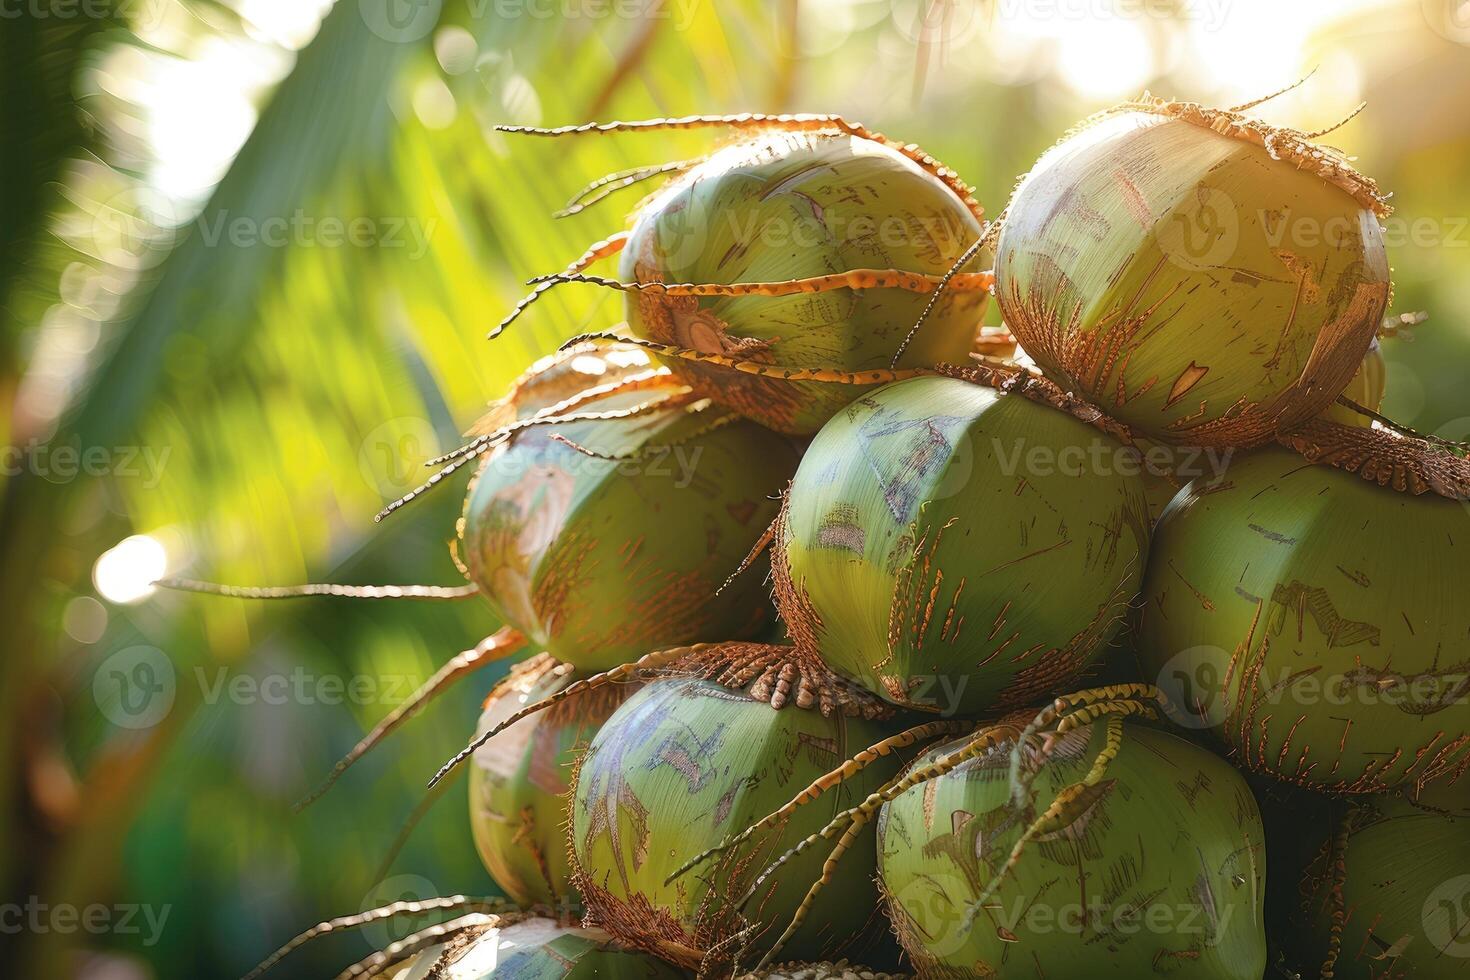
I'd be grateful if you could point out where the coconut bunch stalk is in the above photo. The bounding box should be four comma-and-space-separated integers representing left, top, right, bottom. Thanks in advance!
469, 654, 642, 910
491, 113, 996, 435
1289, 788, 1470, 978
385, 917, 689, 980
161, 343, 798, 804
564, 660, 903, 974
1136, 428, 1470, 794
772, 373, 1152, 716
238, 895, 523, 980
993, 85, 1391, 449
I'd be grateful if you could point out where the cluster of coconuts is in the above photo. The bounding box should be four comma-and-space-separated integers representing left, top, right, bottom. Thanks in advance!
214, 103, 1470, 980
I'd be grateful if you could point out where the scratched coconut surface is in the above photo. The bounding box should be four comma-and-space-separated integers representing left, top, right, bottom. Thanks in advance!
777, 376, 1151, 716
1138, 446, 1470, 793
1296, 793, 1470, 979
623, 131, 988, 434
570, 678, 899, 966
469, 655, 637, 908
996, 109, 1390, 447
876, 721, 1266, 978
459, 374, 798, 671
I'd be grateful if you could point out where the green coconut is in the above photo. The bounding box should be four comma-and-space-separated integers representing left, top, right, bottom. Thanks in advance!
876, 711, 1267, 978
618, 130, 989, 434
1291, 791, 1470, 978
469, 654, 638, 908
388, 917, 688, 979
995, 96, 1390, 448
1137, 444, 1470, 793
570, 673, 900, 972
458, 345, 800, 671
775, 375, 1151, 716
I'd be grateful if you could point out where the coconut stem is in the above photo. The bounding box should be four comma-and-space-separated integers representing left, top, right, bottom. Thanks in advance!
889, 230, 996, 368
1005, 683, 1168, 808
155, 579, 480, 600
494, 112, 985, 225
1318, 809, 1352, 979
427, 642, 713, 789
965, 714, 1130, 933
550, 402, 737, 461
560, 331, 943, 387
666, 718, 971, 885
736, 721, 1025, 926
376, 390, 697, 523
295, 626, 526, 810
555, 159, 700, 218
490, 232, 628, 339
333, 911, 504, 980
241, 896, 512, 980
534, 268, 994, 299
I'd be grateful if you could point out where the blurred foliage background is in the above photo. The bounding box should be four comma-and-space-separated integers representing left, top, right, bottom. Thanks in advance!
2, 1, 1467, 977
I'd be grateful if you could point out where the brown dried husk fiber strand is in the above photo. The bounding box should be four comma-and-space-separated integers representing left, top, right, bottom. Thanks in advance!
1276, 416, 1470, 500
1113, 94, 1390, 217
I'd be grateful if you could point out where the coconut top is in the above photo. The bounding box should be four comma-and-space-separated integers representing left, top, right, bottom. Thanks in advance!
1092, 95, 1390, 217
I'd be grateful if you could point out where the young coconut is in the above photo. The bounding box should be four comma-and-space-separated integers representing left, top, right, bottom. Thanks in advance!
451, 345, 799, 671
873, 692, 1268, 978
163, 343, 798, 803
1137, 429, 1470, 794
1292, 790, 1470, 979
493, 113, 994, 435
469, 654, 640, 909
994, 88, 1391, 448
386, 917, 689, 980
566, 663, 901, 973
773, 373, 1152, 716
